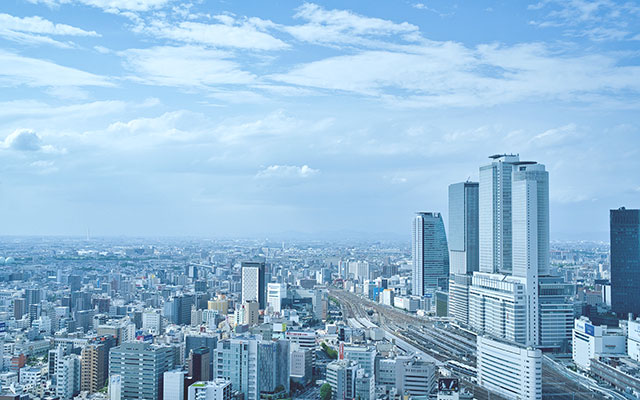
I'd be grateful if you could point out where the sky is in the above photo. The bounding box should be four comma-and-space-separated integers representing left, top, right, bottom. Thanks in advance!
0, 0, 639, 240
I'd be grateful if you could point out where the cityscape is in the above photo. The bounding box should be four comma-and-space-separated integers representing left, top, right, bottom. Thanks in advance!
0, 153, 637, 400
1, 1, 640, 400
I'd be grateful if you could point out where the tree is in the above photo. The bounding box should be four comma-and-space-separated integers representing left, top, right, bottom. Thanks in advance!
320, 383, 332, 400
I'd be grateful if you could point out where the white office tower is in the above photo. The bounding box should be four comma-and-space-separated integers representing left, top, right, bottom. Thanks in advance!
448, 181, 479, 326
267, 283, 286, 313
241, 262, 265, 309
163, 369, 186, 400
469, 272, 528, 345
214, 337, 259, 400
143, 309, 163, 334
187, 379, 232, 400
395, 356, 436, 398
479, 154, 520, 274
56, 354, 80, 400
477, 336, 542, 400
348, 261, 370, 281
412, 212, 449, 296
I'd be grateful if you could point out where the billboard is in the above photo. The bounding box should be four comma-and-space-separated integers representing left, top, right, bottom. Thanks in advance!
585, 323, 595, 336
438, 378, 459, 393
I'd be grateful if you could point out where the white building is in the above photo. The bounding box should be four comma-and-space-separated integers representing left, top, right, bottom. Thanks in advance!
628, 318, 640, 361
477, 335, 541, 400
163, 369, 186, 400
187, 379, 232, 400
267, 283, 286, 313
395, 356, 436, 398
142, 309, 163, 334
214, 337, 259, 400
380, 289, 394, 306
108, 374, 121, 400
241, 262, 265, 309
572, 317, 626, 371
56, 354, 80, 400
343, 346, 376, 377
469, 272, 528, 345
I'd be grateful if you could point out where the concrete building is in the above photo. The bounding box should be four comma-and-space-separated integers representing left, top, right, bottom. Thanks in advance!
572, 317, 626, 371
343, 345, 376, 378
81, 336, 116, 394
213, 336, 259, 400
242, 262, 266, 309
56, 354, 81, 400
108, 341, 177, 400
326, 360, 359, 400
187, 379, 232, 400
163, 369, 186, 400
477, 335, 541, 400
267, 283, 286, 313
628, 318, 640, 361
469, 272, 528, 345
395, 356, 436, 398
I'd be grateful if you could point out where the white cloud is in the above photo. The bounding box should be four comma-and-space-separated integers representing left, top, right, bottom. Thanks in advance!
0, 13, 99, 48
0, 13, 99, 36
0, 50, 112, 87
1, 128, 64, 153
528, 0, 640, 41
284, 3, 420, 46
140, 17, 289, 50
120, 45, 255, 87
256, 165, 319, 179
25, 0, 172, 12
270, 42, 640, 107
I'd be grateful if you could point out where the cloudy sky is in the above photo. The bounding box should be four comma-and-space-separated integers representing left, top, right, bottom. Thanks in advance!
0, 0, 639, 240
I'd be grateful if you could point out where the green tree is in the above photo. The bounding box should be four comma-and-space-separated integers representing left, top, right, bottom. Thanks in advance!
320, 383, 332, 400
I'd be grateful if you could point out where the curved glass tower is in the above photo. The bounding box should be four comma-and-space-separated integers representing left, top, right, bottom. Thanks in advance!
412, 212, 449, 296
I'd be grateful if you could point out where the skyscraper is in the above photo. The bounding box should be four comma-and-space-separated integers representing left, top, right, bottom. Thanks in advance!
448, 182, 479, 275
479, 154, 519, 274
412, 212, 449, 296
610, 207, 640, 317
241, 262, 266, 309
448, 181, 479, 326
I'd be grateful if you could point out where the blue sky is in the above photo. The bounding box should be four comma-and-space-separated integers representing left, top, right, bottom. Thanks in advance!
0, 0, 639, 239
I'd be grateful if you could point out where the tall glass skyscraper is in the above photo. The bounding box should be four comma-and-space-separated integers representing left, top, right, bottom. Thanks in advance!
610, 207, 640, 317
412, 212, 449, 296
448, 182, 479, 275
448, 182, 479, 326
479, 154, 519, 274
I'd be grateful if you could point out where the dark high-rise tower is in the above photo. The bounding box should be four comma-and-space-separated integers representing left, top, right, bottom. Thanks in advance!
610, 207, 640, 317
188, 347, 211, 382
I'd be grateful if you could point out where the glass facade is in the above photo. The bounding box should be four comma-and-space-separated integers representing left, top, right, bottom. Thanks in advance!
610, 207, 640, 317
